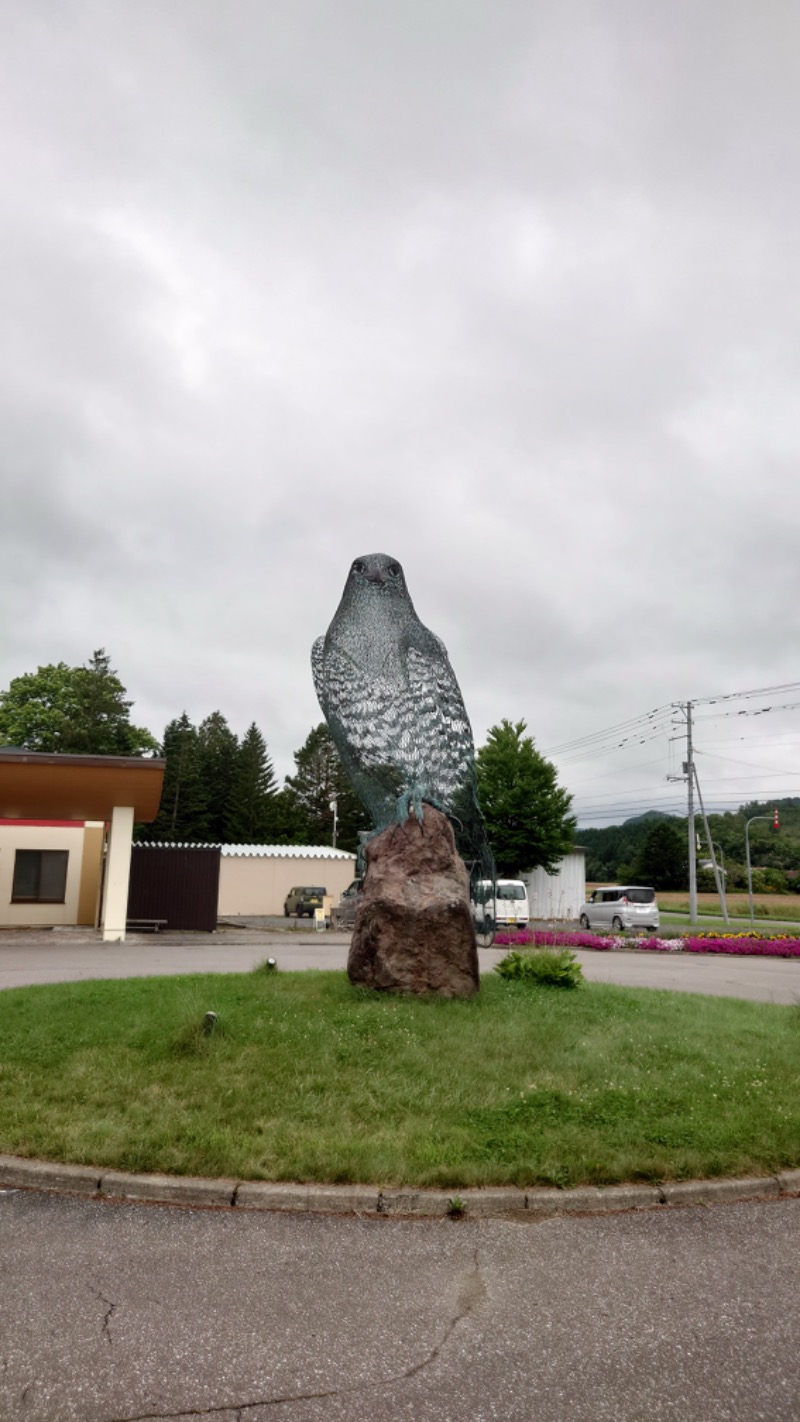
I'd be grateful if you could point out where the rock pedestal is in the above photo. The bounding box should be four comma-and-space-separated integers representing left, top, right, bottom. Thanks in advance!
348, 805, 479, 997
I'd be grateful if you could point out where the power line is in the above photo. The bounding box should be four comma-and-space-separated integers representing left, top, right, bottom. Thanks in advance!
564, 760, 670, 790
547, 688, 800, 846
693, 680, 800, 707
547, 687, 800, 761
697, 737, 800, 750
573, 785, 687, 802
541, 705, 673, 756
575, 789, 795, 817
553, 724, 674, 767
696, 749, 800, 775
694, 699, 800, 722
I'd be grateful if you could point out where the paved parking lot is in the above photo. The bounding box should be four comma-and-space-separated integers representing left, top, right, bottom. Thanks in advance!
1, 923, 799, 1002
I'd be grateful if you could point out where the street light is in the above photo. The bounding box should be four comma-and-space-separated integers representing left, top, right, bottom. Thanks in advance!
745, 815, 771, 926
329, 797, 338, 850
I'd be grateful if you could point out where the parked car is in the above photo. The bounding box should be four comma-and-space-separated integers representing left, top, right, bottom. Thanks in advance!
330, 879, 363, 929
471, 879, 530, 930
283, 886, 327, 918
579, 886, 659, 933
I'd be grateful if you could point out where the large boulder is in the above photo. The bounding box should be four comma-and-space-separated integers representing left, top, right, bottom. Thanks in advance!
348, 804, 479, 997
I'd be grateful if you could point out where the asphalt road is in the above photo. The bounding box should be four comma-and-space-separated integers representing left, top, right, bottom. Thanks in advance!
3, 926, 799, 1420
1, 925, 799, 1003
2, 1187, 799, 1422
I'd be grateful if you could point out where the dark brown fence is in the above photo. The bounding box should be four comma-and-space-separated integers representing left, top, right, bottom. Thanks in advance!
127, 846, 221, 932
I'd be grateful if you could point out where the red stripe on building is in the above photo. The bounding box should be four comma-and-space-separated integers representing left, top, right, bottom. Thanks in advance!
0, 819, 87, 828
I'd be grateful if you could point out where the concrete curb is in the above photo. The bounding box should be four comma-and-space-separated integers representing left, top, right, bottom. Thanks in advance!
0, 1153, 797, 1219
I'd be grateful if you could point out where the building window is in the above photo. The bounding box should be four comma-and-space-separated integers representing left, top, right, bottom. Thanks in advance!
12, 849, 69, 904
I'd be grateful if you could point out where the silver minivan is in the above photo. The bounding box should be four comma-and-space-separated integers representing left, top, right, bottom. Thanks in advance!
579, 886, 659, 933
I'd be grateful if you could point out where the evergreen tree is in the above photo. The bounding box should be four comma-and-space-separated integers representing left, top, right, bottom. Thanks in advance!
224, 723, 279, 843
631, 819, 688, 889
149, 714, 209, 842
476, 719, 576, 877
284, 723, 371, 852
197, 711, 239, 842
267, 787, 310, 845
0, 649, 158, 756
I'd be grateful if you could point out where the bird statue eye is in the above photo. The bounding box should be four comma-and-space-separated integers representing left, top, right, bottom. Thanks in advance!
352, 560, 366, 574
388, 563, 401, 577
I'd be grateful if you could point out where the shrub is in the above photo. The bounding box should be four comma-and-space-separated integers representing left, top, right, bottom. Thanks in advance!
494, 948, 584, 989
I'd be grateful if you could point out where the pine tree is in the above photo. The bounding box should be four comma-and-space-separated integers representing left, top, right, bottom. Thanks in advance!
631, 820, 689, 889
197, 712, 239, 842
283, 723, 371, 851
149, 714, 210, 842
266, 787, 309, 845
224, 723, 278, 843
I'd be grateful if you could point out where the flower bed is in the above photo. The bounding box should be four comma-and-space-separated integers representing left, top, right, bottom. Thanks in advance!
494, 929, 612, 951
683, 936, 800, 958
494, 929, 800, 959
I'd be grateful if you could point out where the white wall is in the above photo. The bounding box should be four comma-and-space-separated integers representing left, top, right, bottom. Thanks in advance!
219, 854, 356, 916
522, 851, 586, 921
0, 823, 86, 926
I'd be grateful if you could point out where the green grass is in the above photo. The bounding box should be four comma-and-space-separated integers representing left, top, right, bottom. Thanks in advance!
1, 970, 799, 1189
660, 911, 800, 933
657, 891, 800, 924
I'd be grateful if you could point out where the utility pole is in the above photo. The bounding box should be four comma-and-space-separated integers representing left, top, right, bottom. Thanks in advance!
686, 701, 697, 923
669, 701, 697, 924
693, 765, 728, 924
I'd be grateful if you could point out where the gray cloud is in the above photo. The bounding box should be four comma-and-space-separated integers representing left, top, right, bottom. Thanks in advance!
1, 1, 799, 822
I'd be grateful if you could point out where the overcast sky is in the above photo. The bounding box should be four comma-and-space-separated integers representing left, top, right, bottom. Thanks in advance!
2, 1, 799, 826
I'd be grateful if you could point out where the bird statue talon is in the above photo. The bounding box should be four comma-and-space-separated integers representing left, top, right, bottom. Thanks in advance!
395, 785, 427, 826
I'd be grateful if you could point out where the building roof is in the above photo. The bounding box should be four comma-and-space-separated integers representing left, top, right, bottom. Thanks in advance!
135, 842, 355, 859
0, 750, 166, 822
222, 844, 355, 858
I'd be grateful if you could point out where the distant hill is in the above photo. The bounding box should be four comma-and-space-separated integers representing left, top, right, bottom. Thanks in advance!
622, 810, 675, 826
580, 797, 800, 887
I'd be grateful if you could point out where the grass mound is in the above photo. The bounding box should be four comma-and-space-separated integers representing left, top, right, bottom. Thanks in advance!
1, 971, 799, 1189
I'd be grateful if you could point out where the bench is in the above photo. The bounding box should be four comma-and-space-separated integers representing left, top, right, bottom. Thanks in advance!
126, 918, 168, 933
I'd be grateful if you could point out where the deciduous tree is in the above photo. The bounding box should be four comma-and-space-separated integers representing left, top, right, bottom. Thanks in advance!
476, 719, 575, 878
0, 649, 158, 756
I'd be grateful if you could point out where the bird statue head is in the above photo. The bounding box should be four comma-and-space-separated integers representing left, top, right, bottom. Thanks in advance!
344, 553, 412, 604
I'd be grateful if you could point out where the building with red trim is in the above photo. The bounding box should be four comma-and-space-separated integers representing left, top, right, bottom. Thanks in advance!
0, 750, 165, 941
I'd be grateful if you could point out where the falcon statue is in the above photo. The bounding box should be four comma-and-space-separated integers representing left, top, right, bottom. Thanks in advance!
312, 552, 493, 881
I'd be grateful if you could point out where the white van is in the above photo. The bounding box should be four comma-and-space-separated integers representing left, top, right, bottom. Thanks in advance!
472, 880, 530, 930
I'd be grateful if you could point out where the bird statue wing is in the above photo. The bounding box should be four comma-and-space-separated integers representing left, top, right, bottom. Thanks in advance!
403, 624, 475, 802
313, 625, 473, 806
312, 634, 409, 802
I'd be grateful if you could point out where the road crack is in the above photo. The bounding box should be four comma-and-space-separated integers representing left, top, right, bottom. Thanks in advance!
89, 1287, 117, 1346
102, 1249, 488, 1420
